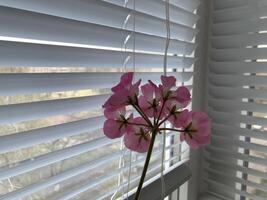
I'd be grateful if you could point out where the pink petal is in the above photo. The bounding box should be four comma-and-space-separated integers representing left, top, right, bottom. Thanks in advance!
141, 83, 155, 100
123, 130, 150, 153
131, 117, 149, 130
103, 119, 125, 139
104, 106, 126, 119
175, 86, 191, 107
138, 96, 156, 118
173, 109, 190, 128
103, 89, 129, 108
161, 75, 176, 89
111, 72, 133, 92
197, 123, 211, 136
149, 80, 161, 99
179, 111, 211, 149
191, 111, 210, 127
128, 79, 141, 99
139, 96, 150, 109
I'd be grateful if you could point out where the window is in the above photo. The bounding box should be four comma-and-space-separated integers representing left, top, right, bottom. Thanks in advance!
206, 0, 267, 199
0, 0, 200, 199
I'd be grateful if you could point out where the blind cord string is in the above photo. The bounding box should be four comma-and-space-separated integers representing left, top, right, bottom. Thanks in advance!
111, 1, 130, 199
126, 0, 136, 199
111, 142, 127, 200
161, 0, 170, 199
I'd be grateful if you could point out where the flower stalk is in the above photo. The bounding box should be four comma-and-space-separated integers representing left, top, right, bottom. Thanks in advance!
102, 72, 211, 198
134, 129, 157, 200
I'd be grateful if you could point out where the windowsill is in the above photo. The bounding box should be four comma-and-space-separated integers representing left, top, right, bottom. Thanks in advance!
198, 193, 224, 200
124, 163, 191, 200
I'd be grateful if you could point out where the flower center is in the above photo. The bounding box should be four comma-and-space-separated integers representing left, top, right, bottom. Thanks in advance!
117, 115, 130, 130
184, 122, 197, 139
135, 128, 150, 144
147, 98, 159, 110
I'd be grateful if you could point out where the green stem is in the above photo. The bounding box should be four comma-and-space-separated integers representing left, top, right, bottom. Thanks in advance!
159, 128, 197, 132
159, 128, 184, 132
127, 122, 150, 127
156, 99, 167, 125
134, 130, 157, 200
157, 113, 171, 127
132, 103, 153, 127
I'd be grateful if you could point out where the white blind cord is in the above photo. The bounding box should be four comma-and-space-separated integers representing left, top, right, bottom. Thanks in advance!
126, 0, 136, 198
111, 1, 131, 199
161, 0, 171, 199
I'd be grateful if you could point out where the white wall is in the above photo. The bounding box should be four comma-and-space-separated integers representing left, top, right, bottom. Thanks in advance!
188, 0, 212, 200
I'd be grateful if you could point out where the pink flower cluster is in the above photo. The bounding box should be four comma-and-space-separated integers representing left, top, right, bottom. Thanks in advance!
103, 72, 210, 153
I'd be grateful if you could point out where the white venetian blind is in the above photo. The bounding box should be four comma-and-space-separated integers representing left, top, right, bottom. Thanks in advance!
0, 0, 199, 199
205, 0, 267, 199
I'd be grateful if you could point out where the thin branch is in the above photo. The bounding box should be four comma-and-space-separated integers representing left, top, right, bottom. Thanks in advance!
131, 103, 153, 127
134, 130, 157, 200
157, 112, 172, 127
127, 122, 150, 127
159, 128, 196, 133
156, 99, 167, 125
159, 128, 184, 132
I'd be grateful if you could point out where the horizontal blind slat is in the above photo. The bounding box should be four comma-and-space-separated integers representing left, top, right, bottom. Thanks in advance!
212, 123, 267, 141
206, 157, 267, 180
211, 134, 267, 154
209, 109, 267, 126
211, 48, 267, 61
209, 85, 267, 99
0, 72, 193, 96
209, 74, 267, 87
102, 0, 199, 27
0, 95, 108, 125
206, 146, 267, 167
0, 41, 194, 69
212, 33, 267, 49
168, 0, 200, 12
0, 116, 104, 154
0, 6, 195, 55
209, 61, 267, 74
213, 4, 267, 23
208, 98, 267, 113
212, 18, 267, 36
213, 0, 264, 10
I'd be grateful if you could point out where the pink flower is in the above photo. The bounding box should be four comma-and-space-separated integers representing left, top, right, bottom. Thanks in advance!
162, 86, 191, 124
177, 111, 211, 149
172, 86, 191, 108
124, 117, 151, 153
159, 75, 176, 99
103, 89, 129, 109
139, 81, 162, 119
161, 75, 176, 91
102, 72, 211, 153
103, 72, 141, 109
103, 107, 133, 139
165, 105, 185, 126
